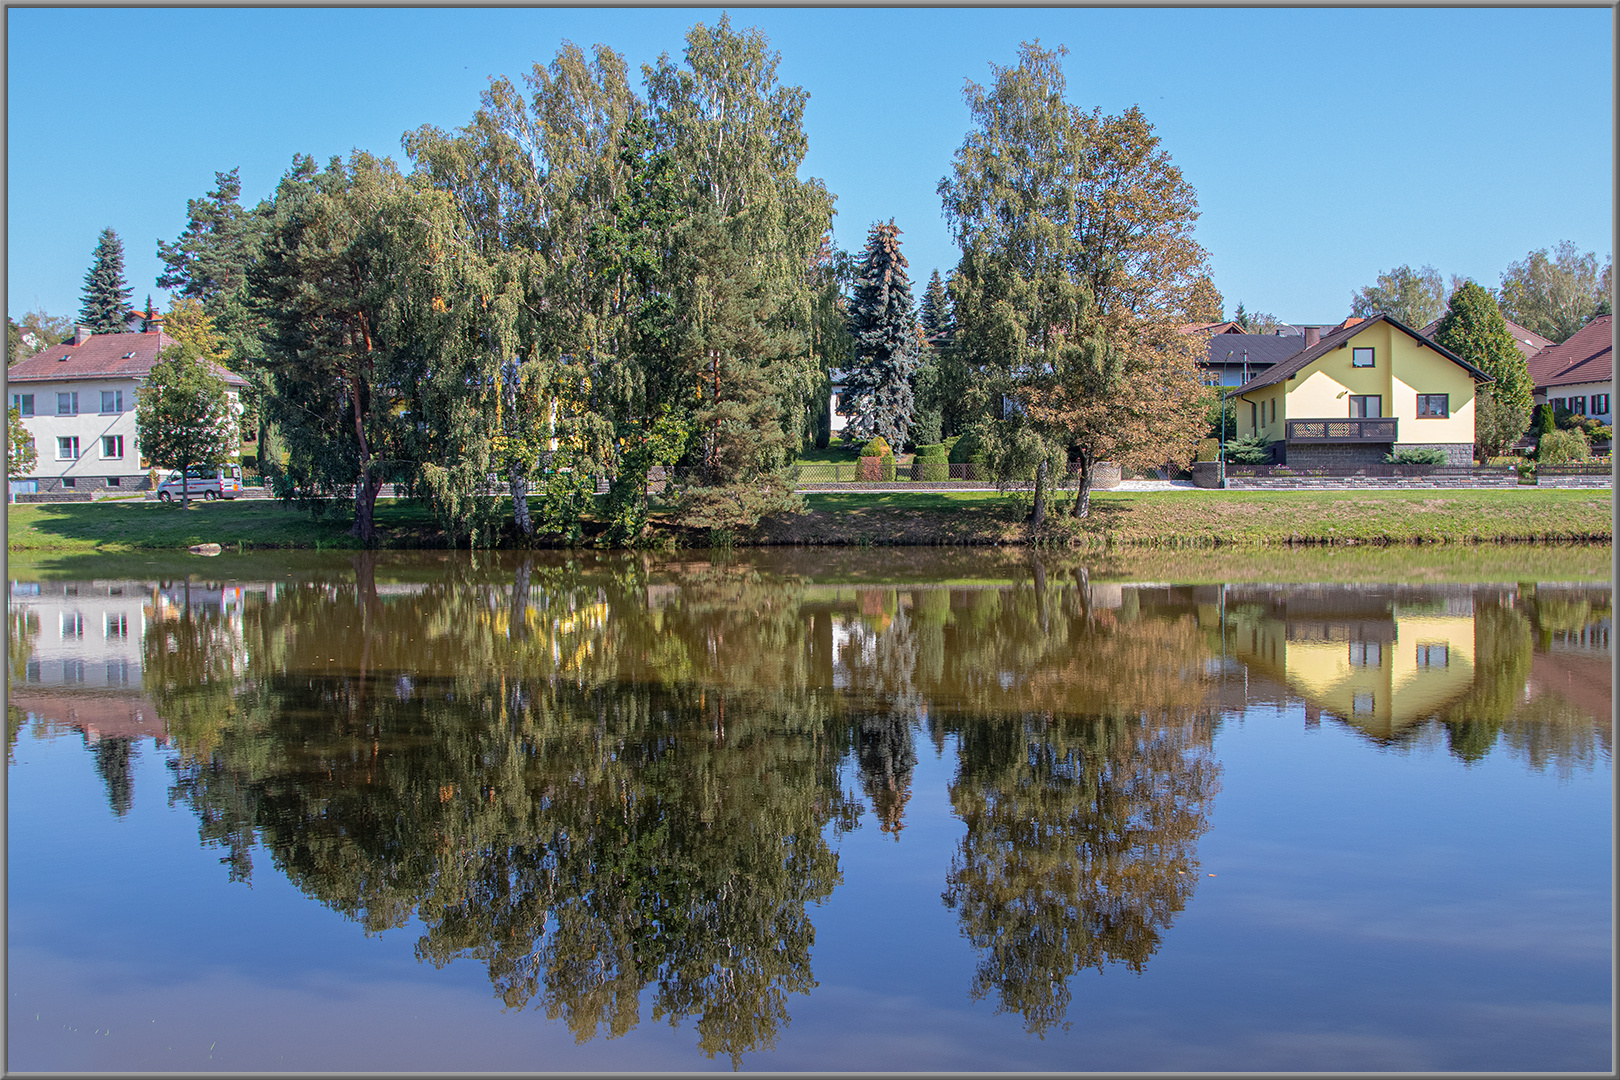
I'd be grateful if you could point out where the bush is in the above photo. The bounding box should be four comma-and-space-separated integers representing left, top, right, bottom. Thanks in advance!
948, 432, 989, 465
1224, 433, 1272, 465
1537, 428, 1591, 464
857, 456, 884, 481
880, 453, 896, 481
911, 460, 948, 481
1385, 446, 1447, 465
1535, 404, 1558, 437
914, 443, 949, 464
860, 435, 892, 459
1195, 438, 1220, 463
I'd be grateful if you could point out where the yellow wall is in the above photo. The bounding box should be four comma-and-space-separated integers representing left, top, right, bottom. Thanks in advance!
1238, 323, 1478, 443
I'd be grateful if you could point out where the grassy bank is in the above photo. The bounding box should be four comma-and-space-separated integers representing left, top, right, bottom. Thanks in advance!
6, 487, 1612, 555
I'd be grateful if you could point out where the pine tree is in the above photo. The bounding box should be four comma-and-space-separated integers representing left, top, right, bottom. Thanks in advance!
1434, 281, 1534, 461
841, 221, 920, 447
78, 228, 133, 333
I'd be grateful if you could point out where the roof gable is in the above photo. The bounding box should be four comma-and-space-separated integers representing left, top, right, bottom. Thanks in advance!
8, 330, 248, 388
1233, 313, 1492, 396
1525, 315, 1611, 391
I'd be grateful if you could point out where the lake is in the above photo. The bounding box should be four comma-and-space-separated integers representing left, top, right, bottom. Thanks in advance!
7, 547, 1612, 1072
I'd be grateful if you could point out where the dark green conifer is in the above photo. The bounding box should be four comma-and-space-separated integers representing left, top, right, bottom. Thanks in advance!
78, 227, 133, 333
841, 220, 919, 446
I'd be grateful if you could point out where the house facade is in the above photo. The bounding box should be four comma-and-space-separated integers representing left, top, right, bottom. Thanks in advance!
1232, 315, 1491, 467
1525, 314, 1612, 424
8, 322, 249, 495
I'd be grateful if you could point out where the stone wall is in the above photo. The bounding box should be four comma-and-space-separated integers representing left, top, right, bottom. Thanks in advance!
29, 474, 150, 494
1392, 442, 1473, 466
1283, 442, 1392, 468
13, 491, 94, 503
1227, 472, 1521, 490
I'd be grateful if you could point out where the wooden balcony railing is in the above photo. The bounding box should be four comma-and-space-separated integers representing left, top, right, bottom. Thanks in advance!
1285, 417, 1398, 443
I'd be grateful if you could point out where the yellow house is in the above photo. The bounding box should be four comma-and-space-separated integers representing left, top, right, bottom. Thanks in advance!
1232, 315, 1493, 467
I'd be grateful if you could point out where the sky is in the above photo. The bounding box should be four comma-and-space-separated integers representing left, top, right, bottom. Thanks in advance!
6, 6, 1613, 328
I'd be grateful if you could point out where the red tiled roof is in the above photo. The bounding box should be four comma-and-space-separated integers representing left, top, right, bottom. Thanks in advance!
1525, 315, 1612, 392
1177, 320, 1245, 335
7, 330, 247, 387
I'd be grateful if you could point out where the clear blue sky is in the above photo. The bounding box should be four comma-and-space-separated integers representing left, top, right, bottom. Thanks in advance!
7, 7, 1612, 328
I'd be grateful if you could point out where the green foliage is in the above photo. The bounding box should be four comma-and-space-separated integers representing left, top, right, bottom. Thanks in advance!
1231, 302, 1282, 335
1223, 433, 1271, 465
1497, 241, 1612, 343
948, 431, 989, 465
1536, 428, 1591, 464
134, 319, 238, 507
8, 403, 37, 480
156, 167, 268, 374
879, 453, 896, 481
914, 443, 949, 464
840, 221, 920, 446
1434, 281, 1533, 459
78, 227, 133, 333
1195, 438, 1220, 463
605, 405, 693, 546
859, 435, 892, 459
1349, 264, 1445, 327
1535, 403, 1558, 437
10, 308, 73, 365
1385, 446, 1447, 465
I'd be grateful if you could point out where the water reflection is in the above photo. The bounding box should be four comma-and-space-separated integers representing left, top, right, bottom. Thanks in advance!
6, 554, 1611, 1054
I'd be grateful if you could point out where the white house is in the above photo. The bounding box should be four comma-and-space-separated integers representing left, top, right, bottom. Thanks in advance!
1525, 314, 1612, 425
7, 321, 248, 495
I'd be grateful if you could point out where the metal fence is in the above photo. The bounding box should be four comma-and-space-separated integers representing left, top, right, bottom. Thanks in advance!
1224, 464, 1517, 479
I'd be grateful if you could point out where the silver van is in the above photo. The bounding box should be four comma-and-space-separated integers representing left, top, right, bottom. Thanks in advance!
155, 464, 243, 501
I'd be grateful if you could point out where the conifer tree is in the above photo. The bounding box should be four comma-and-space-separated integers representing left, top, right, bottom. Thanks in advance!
78, 228, 133, 333
1434, 281, 1534, 461
840, 221, 920, 447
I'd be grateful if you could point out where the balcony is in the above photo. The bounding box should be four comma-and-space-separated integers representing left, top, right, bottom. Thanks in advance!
1285, 417, 1398, 443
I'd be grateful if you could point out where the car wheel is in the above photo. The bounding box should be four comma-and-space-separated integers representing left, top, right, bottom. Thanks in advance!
203, 490, 217, 501
158, 491, 172, 503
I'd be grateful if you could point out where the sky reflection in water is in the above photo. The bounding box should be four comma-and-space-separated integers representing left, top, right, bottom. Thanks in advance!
7, 550, 1611, 1072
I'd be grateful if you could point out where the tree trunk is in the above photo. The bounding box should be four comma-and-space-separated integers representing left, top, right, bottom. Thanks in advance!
1029, 457, 1048, 533
352, 471, 383, 545
509, 465, 533, 537
1071, 450, 1096, 519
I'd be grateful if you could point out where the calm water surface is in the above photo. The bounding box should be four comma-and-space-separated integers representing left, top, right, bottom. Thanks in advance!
7, 549, 1612, 1072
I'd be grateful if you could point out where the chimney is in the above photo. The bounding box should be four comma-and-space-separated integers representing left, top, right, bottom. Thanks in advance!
146, 315, 163, 337
1304, 326, 1321, 348
73, 325, 94, 345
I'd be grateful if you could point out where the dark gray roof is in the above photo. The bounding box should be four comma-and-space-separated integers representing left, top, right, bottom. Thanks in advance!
1233, 314, 1493, 396
1202, 334, 1307, 369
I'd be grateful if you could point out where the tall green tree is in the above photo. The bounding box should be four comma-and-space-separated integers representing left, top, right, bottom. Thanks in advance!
78, 227, 133, 333
644, 16, 834, 529
134, 304, 238, 508
10, 309, 76, 365
1497, 241, 1612, 343
910, 269, 957, 443
840, 221, 920, 447
940, 42, 1208, 527
1349, 263, 1445, 327
156, 168, 269, 381
1433, 281, 1533, 461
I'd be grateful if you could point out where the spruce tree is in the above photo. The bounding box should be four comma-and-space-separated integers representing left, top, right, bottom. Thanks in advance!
841, 220, 920, 447
78, 228, 133, 333
1434, 281, 1534, 461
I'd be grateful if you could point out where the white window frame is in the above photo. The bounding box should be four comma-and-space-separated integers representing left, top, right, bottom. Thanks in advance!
11, 393, 33, 416
101, 435, 124, 459
100, 389, 123, 414
57, 391, 78, 416
57, 436, 79, 460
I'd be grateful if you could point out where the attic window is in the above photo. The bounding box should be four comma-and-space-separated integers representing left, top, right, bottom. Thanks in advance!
58, 354, 70, 362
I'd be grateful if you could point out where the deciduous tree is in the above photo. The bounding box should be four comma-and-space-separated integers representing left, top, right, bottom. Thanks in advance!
135, 304, 238, 508
1497, 241, 1612, 343
1349, 263, 1445, 327
7, 403, 37, 481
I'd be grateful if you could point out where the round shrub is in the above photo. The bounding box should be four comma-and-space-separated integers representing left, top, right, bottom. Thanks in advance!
1385, 446, 1447, 465
948, 432, 989, 465
1537, 428, 1591, 464
860, 435, 892, 459
915, 443, 949, 464
880, 453, 896, 481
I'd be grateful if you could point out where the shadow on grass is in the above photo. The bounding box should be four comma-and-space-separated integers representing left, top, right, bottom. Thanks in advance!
8, 500, 448, 552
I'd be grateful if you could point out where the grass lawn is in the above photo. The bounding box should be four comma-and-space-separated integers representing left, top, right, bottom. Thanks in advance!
7, 486, 1612, 553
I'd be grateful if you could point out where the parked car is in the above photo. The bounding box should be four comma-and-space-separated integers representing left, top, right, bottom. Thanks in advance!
155, 464, 244, 502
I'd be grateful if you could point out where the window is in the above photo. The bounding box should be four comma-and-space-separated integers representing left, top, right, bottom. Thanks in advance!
101, 435, 123, 459
57, 391, 78, 416
106, 659, 132, 687
1551, 397, 1566, 411
1570, 396, 1587, 415
107, 476, 121, 486
1250, 401, 1258, 432
100, 389, 123, 413
57, 436, 79, 460
1417, 394, 1449, 418
61, 477, 76, 488
61, 612, 84, 638
1349, 395, 1383, 418
1416, 643, 1449, 668
11, 393, 33, 416
1352, 691, 1375, 715
106, 613, 128, 639
1592, 394, 1611, 416
1269, 398, 1277, 424
1352, 347, 1375, 368
1348, 640, 1382, 666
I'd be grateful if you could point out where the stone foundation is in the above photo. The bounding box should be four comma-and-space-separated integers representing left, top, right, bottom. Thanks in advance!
1283, 442, 1392, 468
1393, 443, 1473, 466
29, 474, 150, 494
